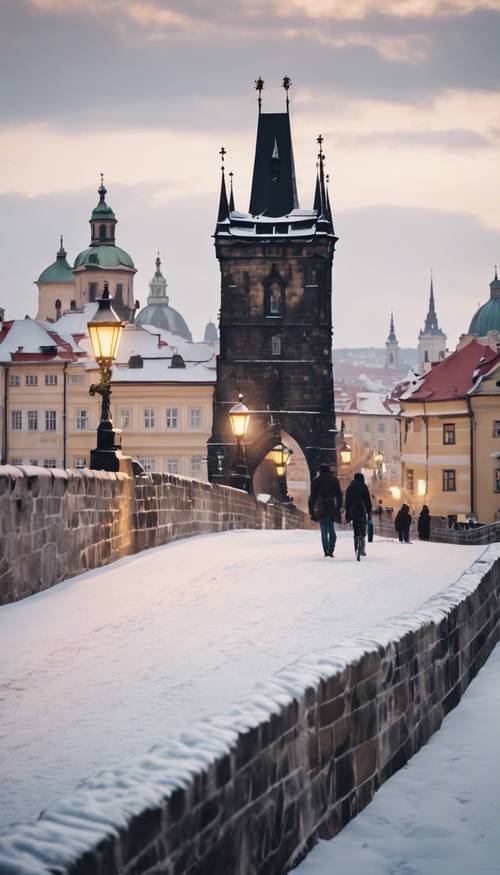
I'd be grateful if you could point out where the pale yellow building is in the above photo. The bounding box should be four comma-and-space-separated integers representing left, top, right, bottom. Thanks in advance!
399, 338, 500, 524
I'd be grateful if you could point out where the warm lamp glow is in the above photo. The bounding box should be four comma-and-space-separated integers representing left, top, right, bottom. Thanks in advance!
373, 450, 384, 467
418, 479, 426, 496
267, 442, 293, 470
339, 443, 352, 466
390, 486, 401, 500
229, 394, 250, 438
87, 284, 123, 365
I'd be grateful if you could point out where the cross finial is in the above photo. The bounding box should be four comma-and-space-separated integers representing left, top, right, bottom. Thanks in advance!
219, 146, 226, 171
282, 75, 292, 111
100, 172, 104, 187
255, 76, 264, 112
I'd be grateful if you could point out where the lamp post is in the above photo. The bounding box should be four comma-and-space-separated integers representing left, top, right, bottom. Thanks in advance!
267, 441, 293, 502
337, 419, 352, 468
229, 393, 251, 492
87, 282, 126, 472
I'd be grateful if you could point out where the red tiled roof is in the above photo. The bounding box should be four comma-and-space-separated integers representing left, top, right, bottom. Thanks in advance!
408, 340, 499, 402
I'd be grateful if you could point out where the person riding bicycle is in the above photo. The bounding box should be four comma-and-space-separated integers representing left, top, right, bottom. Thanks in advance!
345, 472, 372, 559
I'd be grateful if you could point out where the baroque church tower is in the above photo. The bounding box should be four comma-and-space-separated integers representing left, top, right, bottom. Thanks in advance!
208, 78, 338, 486
385, 312, 400, 370
418, 273, 447, 372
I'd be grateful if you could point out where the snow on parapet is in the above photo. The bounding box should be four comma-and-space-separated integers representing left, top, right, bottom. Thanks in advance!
0, 544, 498, 873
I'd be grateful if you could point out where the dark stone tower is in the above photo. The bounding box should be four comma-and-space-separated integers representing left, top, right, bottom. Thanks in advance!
208, 79, 338, 488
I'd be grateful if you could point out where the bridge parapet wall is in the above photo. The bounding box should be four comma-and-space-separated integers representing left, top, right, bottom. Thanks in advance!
0, 466, 309, 605
0, 546, 498, 874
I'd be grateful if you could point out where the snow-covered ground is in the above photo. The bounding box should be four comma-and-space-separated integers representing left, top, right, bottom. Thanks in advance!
298, 641, 500, 875
0, 530, 485, 830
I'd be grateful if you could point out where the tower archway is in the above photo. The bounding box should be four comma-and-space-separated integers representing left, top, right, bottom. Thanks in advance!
252, 430, 311, 512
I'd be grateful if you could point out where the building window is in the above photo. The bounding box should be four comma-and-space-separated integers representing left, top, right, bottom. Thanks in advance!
99, 224, 106, 240
363, 440, 370, 449
89, 283, 98, 303
29, 459, 39, 467
493, 421, 500, 438
443, 423, 456, 445
144, 408, 155, 429
45, 410, 57, 431
271, 336, 282, 356
116, 283, 123, 300
424, 350, 429, 362
10, 457, 23, 465
76, 409, 89, 430
68, 374, 85, 385
189, 408, 201, 429
74, 456, 87, 469
11, 410, 22, 430
137, 457, 154, 473
364, 422, 371, 432
191, 455, 202, 474
25, 375, 38, 387
378, 422, 385, 433
28, 410, 38, 431
120, 408, 131, 429
495, 470, 500, 493
268, 282, 283, 316
43, 459, 57, 468
166, 408, 178, 429
167, 458, 179, 474
9, 374, 20, 387
442, 469, 456, 492
407, 469, 414, 493
45, 374, 58, 386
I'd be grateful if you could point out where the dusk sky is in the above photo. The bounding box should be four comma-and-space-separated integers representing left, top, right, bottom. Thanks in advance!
1, 0, 499, 348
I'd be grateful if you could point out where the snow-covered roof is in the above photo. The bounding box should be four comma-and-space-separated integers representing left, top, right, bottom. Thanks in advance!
47, 304, 98, 336
355, 392, 400, 416
110, 360, 215, 384
0, 318, 83, 362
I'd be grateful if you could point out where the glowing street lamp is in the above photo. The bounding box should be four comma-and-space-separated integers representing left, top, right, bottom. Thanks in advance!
88, 283, 126, 471
339, 441, 352, 466
373, 450, 384, 480
229, 393, 251, 492
267, 441, 293, 501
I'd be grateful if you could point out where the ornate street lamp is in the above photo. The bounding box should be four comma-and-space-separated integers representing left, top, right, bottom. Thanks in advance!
88, 283, 126, 471
229, 393, 251, 492
267, 441, 293, 502
373, 450, 384, 480
339, 441, 352, 466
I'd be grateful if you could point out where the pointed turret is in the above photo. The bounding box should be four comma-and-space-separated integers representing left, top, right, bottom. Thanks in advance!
420, 273, 445, 337
228, 172, 235, 212
387, 312, 397, 343
148, 252, 168, 303
90, 174, 117, 246
418, 272, 447, 371
385, 312, 399, 370
248, 81, 298, 216
216, 147, 229, 228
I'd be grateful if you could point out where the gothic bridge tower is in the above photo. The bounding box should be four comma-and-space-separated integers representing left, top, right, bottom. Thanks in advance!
208, 78, 338, 487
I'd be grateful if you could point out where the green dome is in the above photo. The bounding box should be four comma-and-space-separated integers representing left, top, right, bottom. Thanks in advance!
73, 245, 135, 270
468, 298, 500, 336
91, 181, 116, 219
37, 239, 74, 284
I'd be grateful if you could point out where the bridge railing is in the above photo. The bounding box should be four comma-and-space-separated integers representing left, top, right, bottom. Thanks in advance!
339, 518, 500, 545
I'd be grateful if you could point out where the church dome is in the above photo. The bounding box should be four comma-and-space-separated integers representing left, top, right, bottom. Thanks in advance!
135, 253, 192, 341
37, 237, 74, 284
136, 303, 193, 340
73, 245, 135, 270
468, 269, 500, 336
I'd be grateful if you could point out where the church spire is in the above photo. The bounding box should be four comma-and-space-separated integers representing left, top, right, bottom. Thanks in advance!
387, 311, 397, 343
249, 78, 299, 217
228, 171, 235, 212
148, 251, 168, 303
216, 146, 229, 224
90, 173, 117, 246
422, 270, 444, 335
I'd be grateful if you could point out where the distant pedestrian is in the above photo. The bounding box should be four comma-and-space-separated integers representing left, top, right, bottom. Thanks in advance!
345, 472, 372, 558
375, 499, 384, 525
418, 505, 431, 541
308, 463, 343, 557
395, 503, 412, 543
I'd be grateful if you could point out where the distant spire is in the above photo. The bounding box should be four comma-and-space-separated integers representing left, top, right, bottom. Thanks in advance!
255, 76, 264, 113
313, 163, 321, 212
98, 172, 106, 202
148, 251, 168, 302
316, 134, 327, 219
155, 251, 162, 275
57, 235, 66, 258
228, 171, 235, 212
325, 173, 333, 225
387, 311, 397, 343
422, 270, 444, 335
217, 146, 229, 223
282, 75, 291, 112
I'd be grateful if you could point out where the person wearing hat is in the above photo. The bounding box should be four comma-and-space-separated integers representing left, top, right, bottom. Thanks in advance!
308, 463, 343, 557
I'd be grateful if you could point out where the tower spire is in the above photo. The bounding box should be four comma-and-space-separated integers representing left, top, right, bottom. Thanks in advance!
255, 76, 264, 113
228, 171, 235, 212
282, 75, 291, 112
387, 311, 397, 343
216, 146, 229, 224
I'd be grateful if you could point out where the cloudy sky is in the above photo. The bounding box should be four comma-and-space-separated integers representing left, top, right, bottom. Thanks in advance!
1, 0, 499, 347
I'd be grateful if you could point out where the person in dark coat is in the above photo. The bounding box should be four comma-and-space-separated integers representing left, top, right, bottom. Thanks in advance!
418, 505, 431, 541
395, 503, 412, 543
308, 463, 343, 557
345, 472, 372, 557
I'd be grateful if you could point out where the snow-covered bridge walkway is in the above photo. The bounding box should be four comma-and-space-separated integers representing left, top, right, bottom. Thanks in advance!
0, 529, 485, 830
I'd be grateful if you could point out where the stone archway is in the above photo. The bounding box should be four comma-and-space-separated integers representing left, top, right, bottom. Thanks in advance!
252, 431, 311, 513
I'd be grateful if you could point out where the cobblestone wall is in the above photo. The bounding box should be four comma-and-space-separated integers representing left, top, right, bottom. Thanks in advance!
0, 466, 309, 605
0, 547, 498, 875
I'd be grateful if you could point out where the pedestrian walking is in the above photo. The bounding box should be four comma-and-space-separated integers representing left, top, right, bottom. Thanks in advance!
375, 499, 384, 523
418, 505, 431, 541
395, 503, 412, 543
345, 472, 372, 559
308, 463, 343, 557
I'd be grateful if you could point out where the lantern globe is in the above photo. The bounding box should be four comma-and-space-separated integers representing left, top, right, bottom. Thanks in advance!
339, 443, 352, 465
373, 450, 384, 466
267, 442, 293, 469
229, 394, 250, 438
87, 284, 123, 365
